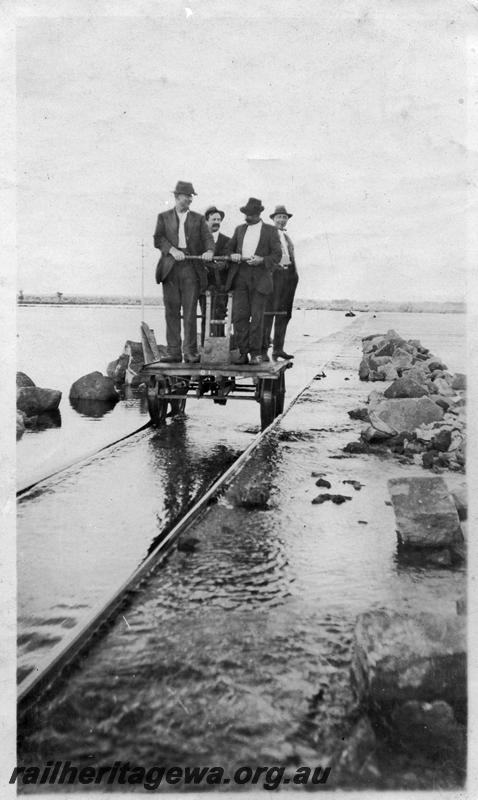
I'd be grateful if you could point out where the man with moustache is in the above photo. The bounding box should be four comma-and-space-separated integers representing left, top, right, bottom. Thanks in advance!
199, 206, 230, 342
154, 181, 214, 363
262, 204, 299, 361
225, 197, 282, 365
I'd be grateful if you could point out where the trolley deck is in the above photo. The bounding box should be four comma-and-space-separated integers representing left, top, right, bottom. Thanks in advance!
141, 358, 293, 430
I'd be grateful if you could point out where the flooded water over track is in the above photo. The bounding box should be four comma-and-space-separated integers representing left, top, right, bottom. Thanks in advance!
18, 311, 466, 791
17, 307, 349, 681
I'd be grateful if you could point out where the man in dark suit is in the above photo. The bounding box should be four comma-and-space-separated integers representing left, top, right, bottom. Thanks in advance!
263, 204, 299, 360
199, 206, 230, 342
225, 198, 282, 365
154, 181, 214, 363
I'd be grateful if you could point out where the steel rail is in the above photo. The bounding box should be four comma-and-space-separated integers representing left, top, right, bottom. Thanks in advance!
17, 327, 358, 715
17, 422, 152, 499
17, 416, 278, 713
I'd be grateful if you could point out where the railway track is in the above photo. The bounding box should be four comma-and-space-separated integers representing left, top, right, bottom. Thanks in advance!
17, 324, 363, 717
17, 384, 303, 715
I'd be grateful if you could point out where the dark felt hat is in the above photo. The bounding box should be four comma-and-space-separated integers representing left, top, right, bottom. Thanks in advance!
204, 205, 225, 220
240, 197, 264, 215
172, 181, 197, 196
270, 204, 293, 219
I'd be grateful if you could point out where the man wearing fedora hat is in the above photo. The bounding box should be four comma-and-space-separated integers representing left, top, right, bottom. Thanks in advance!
225, 197, 282, 365
199, 206, 230, 342
262, 204, 299, 361
153, 181, 214, 363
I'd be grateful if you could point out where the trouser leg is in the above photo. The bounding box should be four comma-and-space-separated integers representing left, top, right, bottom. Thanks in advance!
180, 263, 200, 357
199, 292, 207, 345
249, 289, 268, 357
262, 291, 274, 354
232, 279, 251, 356
211, 285, 227, 337
272, 271, 292, 352
162, 267, 182, 358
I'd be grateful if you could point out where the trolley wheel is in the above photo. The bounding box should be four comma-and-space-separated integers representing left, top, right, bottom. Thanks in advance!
276, 370, 286, 415
259, 378, 277, 431
147, 376, 168, 427
169, 378, 189, 416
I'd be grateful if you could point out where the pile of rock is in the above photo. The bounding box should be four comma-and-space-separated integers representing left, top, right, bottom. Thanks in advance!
350, 609, 466, 765
16, 372, 62, 439
346, 331, 466, 472
360, 329, 430, 381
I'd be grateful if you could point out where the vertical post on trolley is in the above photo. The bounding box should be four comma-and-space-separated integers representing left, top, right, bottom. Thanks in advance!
140, 239, 145, 322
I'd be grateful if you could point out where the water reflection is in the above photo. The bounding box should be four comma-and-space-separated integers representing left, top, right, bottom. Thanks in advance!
146, 430, 294, 614
69, 397, 118, 418
146, 419, 240, 555
28, 409, 62, 431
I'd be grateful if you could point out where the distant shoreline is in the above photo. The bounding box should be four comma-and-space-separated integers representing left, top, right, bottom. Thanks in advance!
17, 295, 465, 314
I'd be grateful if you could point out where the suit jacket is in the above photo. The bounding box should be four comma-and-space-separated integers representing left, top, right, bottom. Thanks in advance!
225, 222, 282, 295
214, 232, 230, 257
154, 208, 215, 287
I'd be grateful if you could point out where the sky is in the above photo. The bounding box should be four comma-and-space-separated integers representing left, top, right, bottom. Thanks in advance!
14, 0, 477, 301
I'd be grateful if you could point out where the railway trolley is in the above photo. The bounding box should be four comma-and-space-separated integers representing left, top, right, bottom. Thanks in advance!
140, 287, 293, 431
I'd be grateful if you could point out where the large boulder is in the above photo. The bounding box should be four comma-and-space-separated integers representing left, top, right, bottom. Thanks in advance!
390, 699, 465, 758
432, 376, 455, 397
368, 397, 443, 436
428, 359, 448, 372
376, 363, 399, 382
388, 476, 463, 548
351, 609, 466, 720
331, 716, 380, 786
451, 373, 466, 390
70, 397, 118, 418
384, 376, 429, 399
69, 371, 118, 402
390, 347, 414, 372
432, 428, 452, 451
374, 340, 398, 357
16, 386, 62, 416
124, 340, 146, 386
358, 358, 370, 381
16, 411, 26, 440
369, 355, 394, 370
16, 371, 35, 388
401, 365, 429, 384
106, 353, 130, 385
451, 483, 467, 521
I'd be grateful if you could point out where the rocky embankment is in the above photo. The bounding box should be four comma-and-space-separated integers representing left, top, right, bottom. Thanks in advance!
345, 329, 465, 473
331, 329, 467, 788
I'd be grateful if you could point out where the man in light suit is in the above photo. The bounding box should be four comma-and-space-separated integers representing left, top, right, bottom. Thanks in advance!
154, 181, 214, 363
199, 206, 230, 342
225, 197, 282, 365
262, 204, 299, 360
